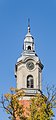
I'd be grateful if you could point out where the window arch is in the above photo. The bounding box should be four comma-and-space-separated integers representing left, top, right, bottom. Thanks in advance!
28, 46, 31, 50
27, 75, 34, 88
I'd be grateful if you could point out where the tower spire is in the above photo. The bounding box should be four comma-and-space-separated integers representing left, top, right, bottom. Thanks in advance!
28, 18, 30, 33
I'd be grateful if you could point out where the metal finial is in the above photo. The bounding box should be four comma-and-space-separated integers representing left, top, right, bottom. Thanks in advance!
28, 18, 30, 27
28, 18, 30, 33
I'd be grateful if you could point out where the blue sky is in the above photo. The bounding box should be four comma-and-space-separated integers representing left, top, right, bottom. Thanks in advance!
0, 0, 56, 119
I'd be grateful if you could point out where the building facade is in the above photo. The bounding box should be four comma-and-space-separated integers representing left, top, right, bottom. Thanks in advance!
15, 24, 43, 97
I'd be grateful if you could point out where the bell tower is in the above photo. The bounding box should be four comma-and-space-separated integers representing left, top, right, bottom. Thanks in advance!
15, 23, 43, 96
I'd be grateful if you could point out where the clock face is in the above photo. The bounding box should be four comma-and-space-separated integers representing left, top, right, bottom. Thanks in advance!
26, 61, 34, 70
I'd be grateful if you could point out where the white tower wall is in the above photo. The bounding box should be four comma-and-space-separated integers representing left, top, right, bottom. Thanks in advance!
15, 24, 43, 96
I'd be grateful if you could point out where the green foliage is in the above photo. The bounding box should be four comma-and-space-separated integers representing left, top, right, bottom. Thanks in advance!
28, 94, 54, 120
0, 86, 56, 120
2, 87, 27, 120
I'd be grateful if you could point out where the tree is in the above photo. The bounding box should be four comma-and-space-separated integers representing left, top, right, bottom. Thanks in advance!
0, 86, 56, 120
28, 86, 56, 120
28, 94, 54, 120
0, 87, 27, 120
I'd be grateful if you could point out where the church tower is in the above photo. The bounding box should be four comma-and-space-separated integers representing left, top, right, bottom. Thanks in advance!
15, 23, 43, 97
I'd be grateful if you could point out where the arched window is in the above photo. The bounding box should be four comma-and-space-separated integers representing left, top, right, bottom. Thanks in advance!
28, 46, 31, 50
27, 75, 34, 88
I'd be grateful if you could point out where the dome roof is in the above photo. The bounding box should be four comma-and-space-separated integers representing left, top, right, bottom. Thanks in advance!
24, 25, 34, 43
